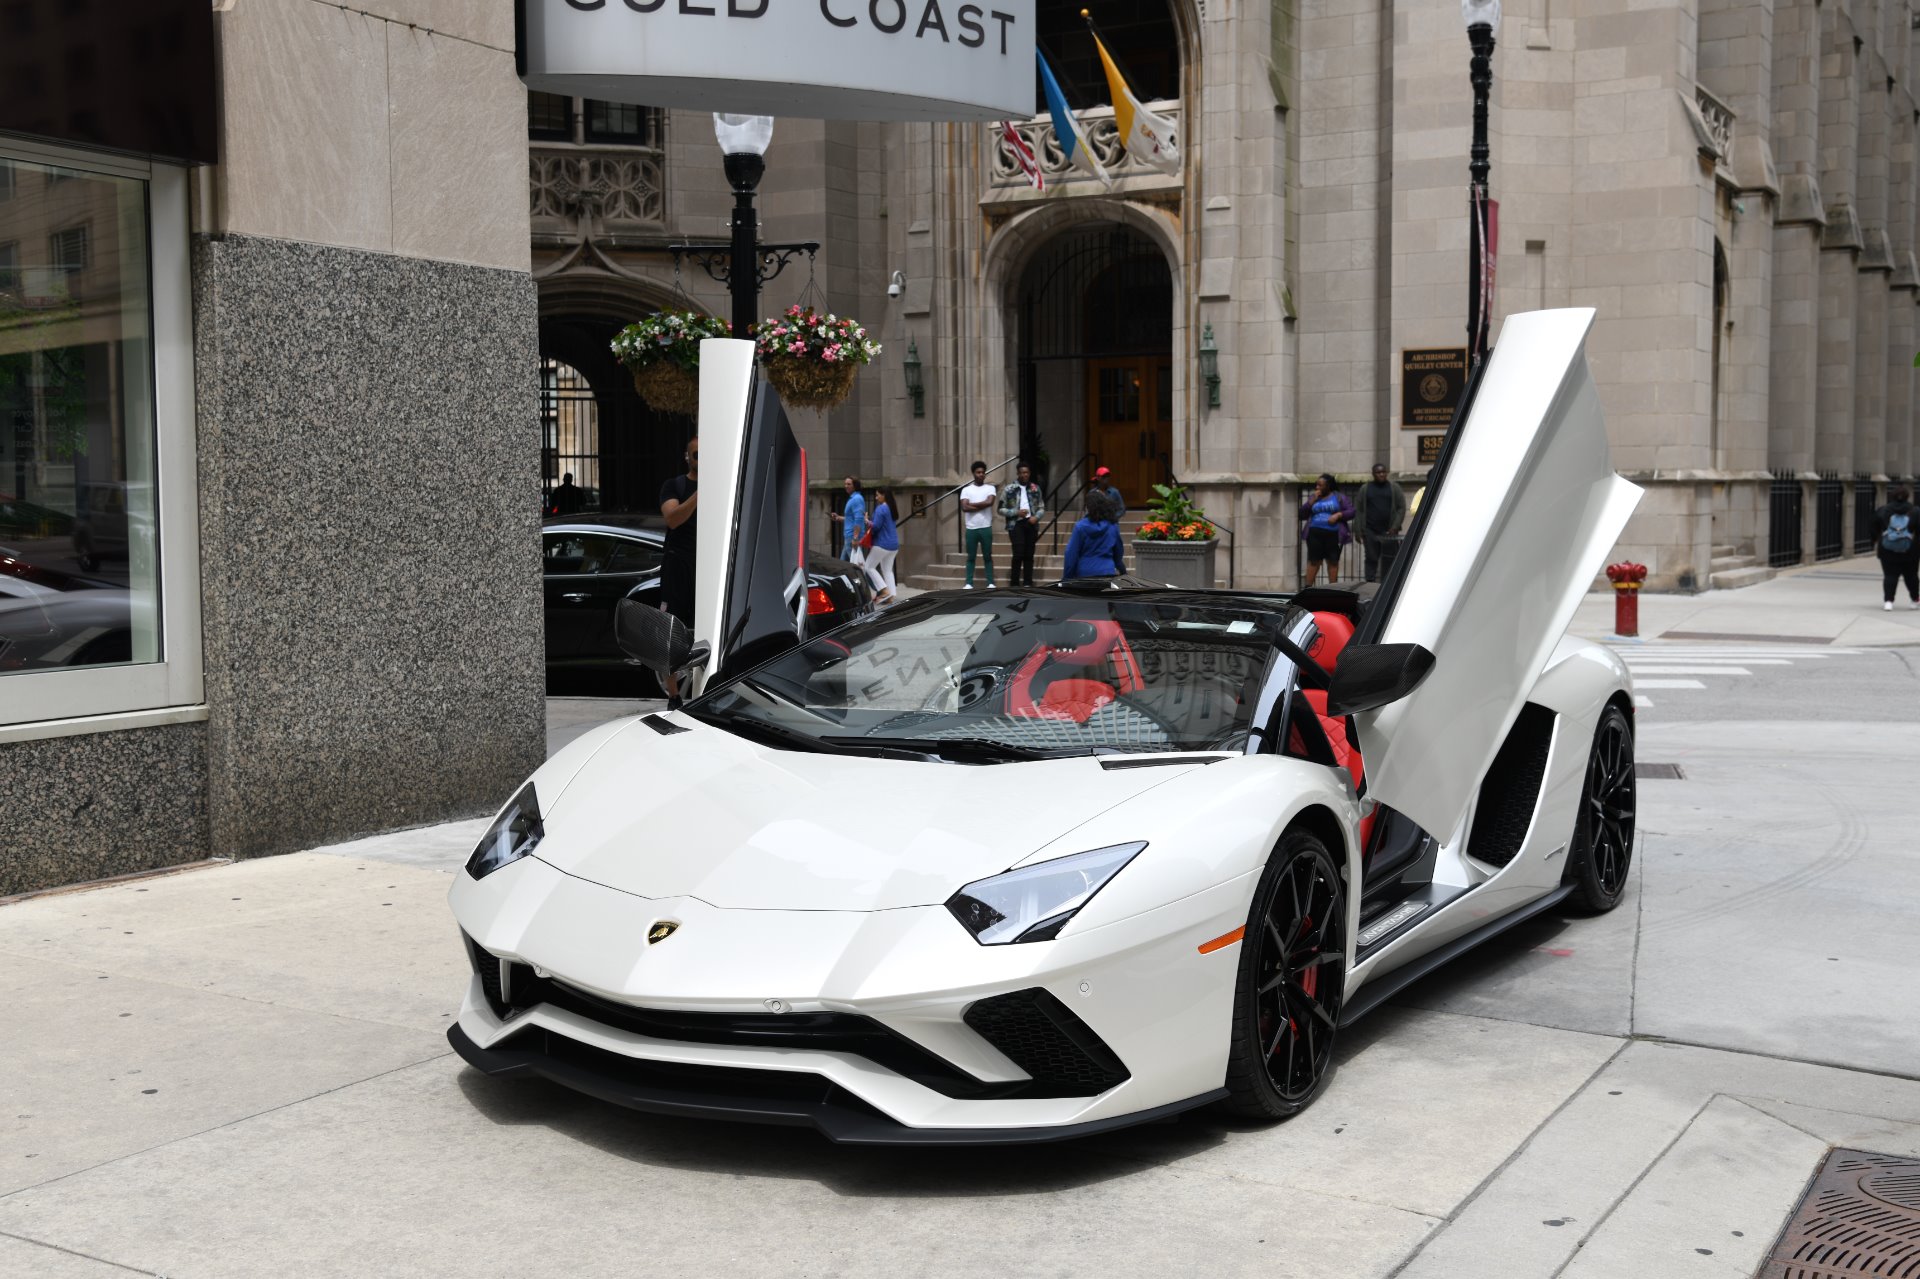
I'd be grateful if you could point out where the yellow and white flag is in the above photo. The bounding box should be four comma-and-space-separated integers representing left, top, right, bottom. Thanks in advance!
1092, 33, 1180, 175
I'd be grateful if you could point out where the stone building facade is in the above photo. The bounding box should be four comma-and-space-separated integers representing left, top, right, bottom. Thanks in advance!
540, 0, 1920, 591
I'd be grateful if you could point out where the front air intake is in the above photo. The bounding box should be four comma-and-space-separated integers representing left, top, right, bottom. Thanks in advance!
963, 988, 1130, 1096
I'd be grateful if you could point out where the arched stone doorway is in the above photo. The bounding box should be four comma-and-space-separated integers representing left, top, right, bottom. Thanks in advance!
536, 276, 704, 517
1015, 223, 1175, 500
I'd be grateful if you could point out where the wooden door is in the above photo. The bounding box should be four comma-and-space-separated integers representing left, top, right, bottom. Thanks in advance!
1086, 358, 1171, 506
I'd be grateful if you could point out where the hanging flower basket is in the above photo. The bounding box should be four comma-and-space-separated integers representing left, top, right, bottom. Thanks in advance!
610, 310, 729, 415
764, 360, 860, 411
754, 305, 881, 413
629, 362, 701, 416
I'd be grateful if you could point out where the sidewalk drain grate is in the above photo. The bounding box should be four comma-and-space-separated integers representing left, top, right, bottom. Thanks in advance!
1639, 763, 1685, 780
1760, 1148, 1920, 1278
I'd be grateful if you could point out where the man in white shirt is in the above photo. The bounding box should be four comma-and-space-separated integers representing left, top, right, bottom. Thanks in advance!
959, 460, 999, 589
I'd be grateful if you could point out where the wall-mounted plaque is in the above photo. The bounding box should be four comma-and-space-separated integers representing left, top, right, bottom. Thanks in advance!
1401, 348, 1467, 429
1416, 434, 1445, 466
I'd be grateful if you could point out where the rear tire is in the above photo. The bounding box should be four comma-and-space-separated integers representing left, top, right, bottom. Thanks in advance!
1566, 703, 1636, 913
1219, 829, 1347, 1121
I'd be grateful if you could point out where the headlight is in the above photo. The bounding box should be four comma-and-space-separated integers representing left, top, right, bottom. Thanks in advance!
945, 842, 1146, 945
465, 782, 543, 879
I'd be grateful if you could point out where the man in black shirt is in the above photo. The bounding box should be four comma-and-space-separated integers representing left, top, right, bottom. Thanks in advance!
1359, 463, 1407, 583
659, 438, 699, 697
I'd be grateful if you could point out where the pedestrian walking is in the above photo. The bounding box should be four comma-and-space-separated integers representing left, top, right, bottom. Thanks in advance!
1358, 463, 1407, 583
658, 437, 699, 700
1063, 490, 1127, 581
1299, 473, 1353, 587
959, 460, 998, 589
863, 486, 901, 605
1873, 484, 1920, 610
1000, 461, 1046, 587
1091, 467, 1127, 519
831, 476, 867, 566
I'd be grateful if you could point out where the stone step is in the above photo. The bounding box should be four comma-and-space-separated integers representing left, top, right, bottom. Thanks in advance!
1711, 543, 1739, 558
1709, 564, 1774, 590
1709, 554, 1757, 573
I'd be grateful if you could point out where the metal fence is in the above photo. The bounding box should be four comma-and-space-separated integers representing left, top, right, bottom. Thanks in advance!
1768, 472, 1803, 568
1854, 478, 1878, 555
1813, 473, 1845, 561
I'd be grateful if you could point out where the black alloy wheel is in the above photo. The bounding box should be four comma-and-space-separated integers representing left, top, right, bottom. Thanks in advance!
1220, 830, 1347, 1120
1567, 703, 1636, 912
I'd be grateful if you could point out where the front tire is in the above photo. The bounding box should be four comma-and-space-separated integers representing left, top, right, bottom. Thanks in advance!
1566, 703, 1636, 912
1219, 829, 1347, 1120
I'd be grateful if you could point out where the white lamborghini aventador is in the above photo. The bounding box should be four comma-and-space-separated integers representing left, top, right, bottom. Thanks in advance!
447, 308, 1642, 1144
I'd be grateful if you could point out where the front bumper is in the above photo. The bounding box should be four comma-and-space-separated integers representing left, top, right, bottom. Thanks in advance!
447, 1021, 1224, 1145
448, 854, 1254, 1142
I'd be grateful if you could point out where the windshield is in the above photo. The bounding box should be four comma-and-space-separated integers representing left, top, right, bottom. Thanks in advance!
691, 591, 1296, 760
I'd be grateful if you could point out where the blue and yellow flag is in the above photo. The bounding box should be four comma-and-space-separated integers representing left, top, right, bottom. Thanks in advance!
1038, 50, 1110, 184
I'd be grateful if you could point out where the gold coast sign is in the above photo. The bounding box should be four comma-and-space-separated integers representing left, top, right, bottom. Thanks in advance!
521, 0, 1035, 121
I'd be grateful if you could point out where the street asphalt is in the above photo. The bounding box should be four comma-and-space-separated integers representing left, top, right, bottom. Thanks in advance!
3, 560, 1918, 1277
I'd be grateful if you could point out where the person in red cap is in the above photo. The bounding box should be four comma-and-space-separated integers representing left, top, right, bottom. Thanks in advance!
1091, 466, 1127, 520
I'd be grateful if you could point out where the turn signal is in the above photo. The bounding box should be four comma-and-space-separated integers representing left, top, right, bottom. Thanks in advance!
806, 586, 834, 615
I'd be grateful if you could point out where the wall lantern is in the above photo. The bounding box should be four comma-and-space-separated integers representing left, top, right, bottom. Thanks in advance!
903, 338, 926, 417
1197, 324, 1221, 409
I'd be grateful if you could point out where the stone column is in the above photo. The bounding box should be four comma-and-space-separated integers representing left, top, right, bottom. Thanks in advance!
1887, 98, 1918, 478
1853, 65, 1891, 477
1768, 0, 1823, 476
1815, 0, 1861, 476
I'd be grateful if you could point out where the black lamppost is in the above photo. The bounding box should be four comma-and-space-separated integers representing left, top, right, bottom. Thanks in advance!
1463, 0, 1500, 365
672, 114, 820, 340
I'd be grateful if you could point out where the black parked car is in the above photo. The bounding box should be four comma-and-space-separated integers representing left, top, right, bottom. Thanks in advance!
542, 514, 872, 693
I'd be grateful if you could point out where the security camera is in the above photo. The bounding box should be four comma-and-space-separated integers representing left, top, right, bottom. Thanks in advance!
888, 270, 906, 299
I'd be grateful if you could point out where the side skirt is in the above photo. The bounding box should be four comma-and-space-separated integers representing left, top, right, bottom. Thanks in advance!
1338, 884, 1576, 1026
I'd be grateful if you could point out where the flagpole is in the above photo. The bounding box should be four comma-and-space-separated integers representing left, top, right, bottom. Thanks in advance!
1078, 8, 1151, 99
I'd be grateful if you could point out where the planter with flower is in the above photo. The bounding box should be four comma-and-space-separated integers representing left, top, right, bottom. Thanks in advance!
754, 305, 881, 411
610, 310, 731, 416
1132, 482, 1219, 589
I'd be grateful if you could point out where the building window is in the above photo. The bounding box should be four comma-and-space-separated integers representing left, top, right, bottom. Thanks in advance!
584, 99, 661, 147
0, 145, 201, 732
48, 223, 89, 278
528, 91, 572, 142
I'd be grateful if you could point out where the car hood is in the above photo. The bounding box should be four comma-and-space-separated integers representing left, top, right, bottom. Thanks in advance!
533, 716, 1202, 911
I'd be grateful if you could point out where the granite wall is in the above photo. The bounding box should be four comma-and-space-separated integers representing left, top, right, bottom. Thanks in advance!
192, 234, 546, 859
0, 723, 210, 898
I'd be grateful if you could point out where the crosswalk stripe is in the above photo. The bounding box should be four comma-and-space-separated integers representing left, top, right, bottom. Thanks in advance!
1633, 694, 1655, 709
1633, 679, 1707, 689
1626, 665, 1753, 676
1620, 657, 1791, 666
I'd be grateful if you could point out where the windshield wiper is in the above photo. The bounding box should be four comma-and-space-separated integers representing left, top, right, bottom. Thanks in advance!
824, 735, 1087, 763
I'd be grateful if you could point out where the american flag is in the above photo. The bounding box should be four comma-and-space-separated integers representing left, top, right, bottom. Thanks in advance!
999, 121, 1045, 190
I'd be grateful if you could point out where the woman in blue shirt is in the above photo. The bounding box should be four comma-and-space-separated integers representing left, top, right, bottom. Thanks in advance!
862, 486, 902, 604
1298, 472, 1352, 586
1063, 491, 1126, 581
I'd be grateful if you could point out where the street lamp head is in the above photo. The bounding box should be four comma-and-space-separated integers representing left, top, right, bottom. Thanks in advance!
714, 113, 774, 193
1460, 0, 1500, 32
713, 113, 774, 157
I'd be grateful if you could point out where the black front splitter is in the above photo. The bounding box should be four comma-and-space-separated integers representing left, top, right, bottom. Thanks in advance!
447, 1023, 1226, 1147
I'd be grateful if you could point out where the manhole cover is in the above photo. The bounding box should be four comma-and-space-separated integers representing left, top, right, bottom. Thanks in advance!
1760, 1148, 1920, 1278
1639, 763, 1685, 780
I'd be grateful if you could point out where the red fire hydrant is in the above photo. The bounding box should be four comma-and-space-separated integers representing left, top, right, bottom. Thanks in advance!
1606, 562, 1648, 637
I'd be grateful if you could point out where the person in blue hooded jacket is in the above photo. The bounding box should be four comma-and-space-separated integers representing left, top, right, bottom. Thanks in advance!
1063, 490, 1126, 580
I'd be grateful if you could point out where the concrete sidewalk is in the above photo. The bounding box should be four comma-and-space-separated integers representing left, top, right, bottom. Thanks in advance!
1570, 558, 1920, 646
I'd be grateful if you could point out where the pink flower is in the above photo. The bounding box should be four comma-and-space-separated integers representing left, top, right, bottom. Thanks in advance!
787, 305, 802, 317
788, 340, 805, 354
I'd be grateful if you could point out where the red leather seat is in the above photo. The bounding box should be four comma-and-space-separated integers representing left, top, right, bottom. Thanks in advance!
1306, 611, 1355, 673
1039, 679, 1118, 723
1299, 688, 1362, 786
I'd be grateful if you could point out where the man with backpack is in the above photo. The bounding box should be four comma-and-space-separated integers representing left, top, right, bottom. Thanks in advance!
1873, 485, 1919, 611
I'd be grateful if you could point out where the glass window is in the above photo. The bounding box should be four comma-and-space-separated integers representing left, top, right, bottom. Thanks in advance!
603, 537, 662, 575
542, 532, 615, 575
1, 153, 158, 680
584, 100, 660, 146
528, 91, 572, 142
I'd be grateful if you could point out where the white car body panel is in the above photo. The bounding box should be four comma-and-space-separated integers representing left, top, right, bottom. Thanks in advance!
1356, 308, 1641, 842
446, 307, 1638, 1141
